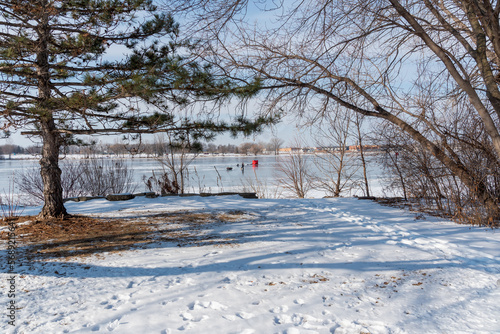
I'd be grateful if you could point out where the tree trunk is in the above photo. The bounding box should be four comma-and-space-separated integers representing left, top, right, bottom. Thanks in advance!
359, 145, 370, 197
35, 3, 67, 219
388, 0, 500, 159
38, 119, 67, 219
355, 116, 370, 197
391, 152, 407, 201
334, 159, 342, 197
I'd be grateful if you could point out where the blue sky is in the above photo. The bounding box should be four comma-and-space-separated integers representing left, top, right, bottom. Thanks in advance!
1, 108, 307, 148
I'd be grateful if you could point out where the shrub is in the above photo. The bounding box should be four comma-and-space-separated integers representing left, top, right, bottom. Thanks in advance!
15, 157, 136, 204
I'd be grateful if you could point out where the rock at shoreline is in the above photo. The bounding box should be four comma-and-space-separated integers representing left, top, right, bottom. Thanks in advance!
133, 192, 157, 198
106, 193, 135, 201
238, 193, 258, 199
199, 192, 258, 199
63, 196, 104, 203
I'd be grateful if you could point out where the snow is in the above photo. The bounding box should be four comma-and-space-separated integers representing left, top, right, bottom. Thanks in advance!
2, 196, 500, 333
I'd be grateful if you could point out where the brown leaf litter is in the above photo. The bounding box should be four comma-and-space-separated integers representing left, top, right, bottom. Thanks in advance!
0, 210, 249, 261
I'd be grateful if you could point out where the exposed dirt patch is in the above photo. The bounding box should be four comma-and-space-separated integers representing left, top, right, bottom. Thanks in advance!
0, 211, 249, 261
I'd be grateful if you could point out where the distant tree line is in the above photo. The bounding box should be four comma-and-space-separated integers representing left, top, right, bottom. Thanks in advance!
203, 138, 284, 155
0, 145, 26, 157
35, 138, 284, 156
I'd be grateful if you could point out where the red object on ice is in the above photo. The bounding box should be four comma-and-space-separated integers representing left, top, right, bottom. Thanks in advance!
252, 160, 258, 166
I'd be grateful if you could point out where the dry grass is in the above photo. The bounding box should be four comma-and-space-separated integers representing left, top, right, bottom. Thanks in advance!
0, 210, 249, 261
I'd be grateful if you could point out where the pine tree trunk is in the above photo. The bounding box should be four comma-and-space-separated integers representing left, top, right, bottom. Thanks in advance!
37, 119, 67, 219
36, 6, 67, 219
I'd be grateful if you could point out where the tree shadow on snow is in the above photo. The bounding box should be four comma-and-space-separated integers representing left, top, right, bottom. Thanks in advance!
2, 201, 497, 279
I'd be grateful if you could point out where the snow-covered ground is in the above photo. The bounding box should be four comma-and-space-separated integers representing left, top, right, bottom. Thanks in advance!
2, 196, 500, 333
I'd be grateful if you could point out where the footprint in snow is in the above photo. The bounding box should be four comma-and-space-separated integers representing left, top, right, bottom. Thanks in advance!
208, 301, 228, 310
189, 300, 228, 311
270, 305, 289, 313
236, 311, 255, 319
106, 318, 121, 331
161, 297, 183, 305
274, 314, 293, 324
177, 322, 195, 331
203, 251, 223, 257
180, 313, 210, 322
222, 314, 237, 321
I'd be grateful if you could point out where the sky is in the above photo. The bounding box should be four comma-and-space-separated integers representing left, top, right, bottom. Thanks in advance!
0, 110, 309, 149
0, 0, 370, 150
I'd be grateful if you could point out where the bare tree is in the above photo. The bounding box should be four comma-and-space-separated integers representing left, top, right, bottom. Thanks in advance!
354, 114, 371, 197
312, 110, 360, 197
166, 0, 500, 224
108, 140, 128, 157
267, 137, 284, 155
377, 126, 409, 201
152, 134, 168, 157
145, 133, 200, 194
276, 139, 313, 198
376, 104, 500, 225
16, 157, 135, 204
249, 142, 265, 155
79, 158, 136, 196
239, 142, 264, 155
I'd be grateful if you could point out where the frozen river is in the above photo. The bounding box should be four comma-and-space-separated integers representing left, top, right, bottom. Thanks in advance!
0, 153, 393, 201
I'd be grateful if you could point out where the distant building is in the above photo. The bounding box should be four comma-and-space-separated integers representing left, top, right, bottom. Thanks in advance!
348, 145, 381, 152
313, 146, 349, 153
279, 147, 303, 153
279, 146, 381, 153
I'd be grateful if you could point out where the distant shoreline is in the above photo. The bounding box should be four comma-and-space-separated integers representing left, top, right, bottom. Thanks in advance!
0, 151, 384, 161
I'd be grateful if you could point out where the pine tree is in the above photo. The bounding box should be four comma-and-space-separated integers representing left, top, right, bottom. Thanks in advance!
0, 0, 268, 218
